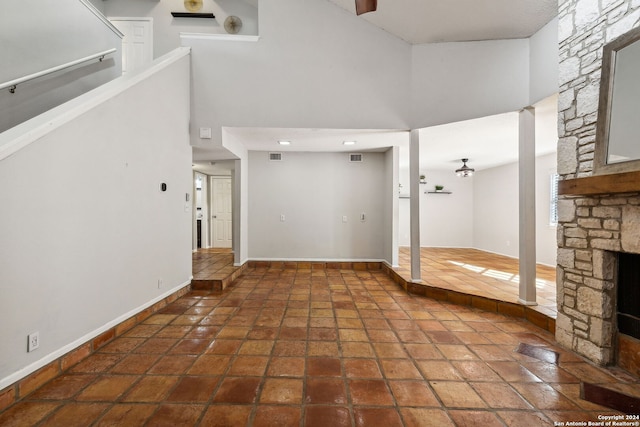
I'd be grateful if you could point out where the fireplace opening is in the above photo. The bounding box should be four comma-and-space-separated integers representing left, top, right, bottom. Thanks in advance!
617, 252, 640, 340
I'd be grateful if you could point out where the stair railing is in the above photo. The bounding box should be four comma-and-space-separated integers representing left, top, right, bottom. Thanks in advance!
0, 48, 117, 94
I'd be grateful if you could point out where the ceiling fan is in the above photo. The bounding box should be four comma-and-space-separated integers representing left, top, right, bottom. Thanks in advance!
355, 0, 377, 15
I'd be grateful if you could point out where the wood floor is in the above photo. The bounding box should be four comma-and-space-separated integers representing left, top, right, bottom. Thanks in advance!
394, 247, 557, 319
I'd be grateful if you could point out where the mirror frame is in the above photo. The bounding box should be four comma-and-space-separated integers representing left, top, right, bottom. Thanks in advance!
595, 25, 640, 175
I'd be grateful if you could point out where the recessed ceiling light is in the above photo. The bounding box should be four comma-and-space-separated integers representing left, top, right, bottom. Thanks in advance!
278, 140, 291, 146
343, 141, 356, 146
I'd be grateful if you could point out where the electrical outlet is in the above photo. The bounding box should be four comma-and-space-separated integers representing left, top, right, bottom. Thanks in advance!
28, 332, 39, 352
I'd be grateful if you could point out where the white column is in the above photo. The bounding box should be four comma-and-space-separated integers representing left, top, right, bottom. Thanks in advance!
519, 107, 537, 305
410, 129, 422, 282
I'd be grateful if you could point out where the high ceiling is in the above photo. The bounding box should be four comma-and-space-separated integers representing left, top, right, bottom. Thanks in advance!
193, 0, 559, 175
327, 0, 558, 44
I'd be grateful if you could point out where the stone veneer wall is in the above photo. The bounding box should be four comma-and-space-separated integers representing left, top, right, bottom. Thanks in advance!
557, 0, 640, 365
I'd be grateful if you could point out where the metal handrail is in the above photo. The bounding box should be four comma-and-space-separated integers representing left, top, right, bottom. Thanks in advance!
0, 48, 117, 94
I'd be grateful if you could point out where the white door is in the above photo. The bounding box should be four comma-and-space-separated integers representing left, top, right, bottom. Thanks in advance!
211, 177, 233, 248
109, 18, 153, 75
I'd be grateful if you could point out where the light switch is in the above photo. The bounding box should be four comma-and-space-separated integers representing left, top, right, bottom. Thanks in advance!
361, 213, 366, 222
199, 127, 212, 139
280, 214, 285, 222
342, 215, 348, 223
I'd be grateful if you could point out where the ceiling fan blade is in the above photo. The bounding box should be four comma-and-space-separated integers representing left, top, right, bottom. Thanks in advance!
355, 0, 377, 15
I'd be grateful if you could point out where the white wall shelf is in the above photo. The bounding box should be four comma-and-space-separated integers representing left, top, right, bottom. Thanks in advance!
171, 12, 215, 18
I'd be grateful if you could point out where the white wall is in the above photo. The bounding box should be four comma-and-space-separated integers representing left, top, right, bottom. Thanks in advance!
219, 129, 249, 265
0, 49, 192, 388
472, 152, 557, 266
410, 18, 560, 130
398, 170, 474, 247
103, 0, 559, 152
420, 171, 474, 247
398, 198, 411, 246
529, 17, 560, 104
234, 158, 249, 265
186, 0, 412, 147
0, 0, 122, 133
88, 0, 105, 13
104, 0, 258, 57
410, 39, 530, 129
399, 153, 557, 266
473, 162, 520, 258
248, 151, 389, 261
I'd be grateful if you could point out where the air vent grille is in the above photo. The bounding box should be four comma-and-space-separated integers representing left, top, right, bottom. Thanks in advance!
349, 153, 363, 162
269, 152, 283, 161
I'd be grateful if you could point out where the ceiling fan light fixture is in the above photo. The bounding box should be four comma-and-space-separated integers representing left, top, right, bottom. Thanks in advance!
455, 158, 475, 177
355, 0, 377, 15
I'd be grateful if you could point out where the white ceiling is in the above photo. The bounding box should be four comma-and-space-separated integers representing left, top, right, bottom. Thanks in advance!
419, 94, 558, 171
225, 127, 409, 152
192, 0, 559, 175
192, 128, 410, 174
193, 94, 558, 175
327, 0, 558, 44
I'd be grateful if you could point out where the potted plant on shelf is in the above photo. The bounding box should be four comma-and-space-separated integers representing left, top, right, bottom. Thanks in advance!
435, 185, 444, 192
419, 175, 426, 184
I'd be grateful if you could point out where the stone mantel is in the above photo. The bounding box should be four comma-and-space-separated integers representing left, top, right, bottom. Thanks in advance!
559, 170, 640, 196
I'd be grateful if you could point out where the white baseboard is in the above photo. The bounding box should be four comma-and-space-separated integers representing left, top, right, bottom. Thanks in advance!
0, 278, 192, 391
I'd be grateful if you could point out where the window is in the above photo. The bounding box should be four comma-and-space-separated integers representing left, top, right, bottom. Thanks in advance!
549, 173, 559, 226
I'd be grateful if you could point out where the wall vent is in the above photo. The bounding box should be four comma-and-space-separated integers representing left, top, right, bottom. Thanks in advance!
349, 153, 363, 162
269, 152, 283, 161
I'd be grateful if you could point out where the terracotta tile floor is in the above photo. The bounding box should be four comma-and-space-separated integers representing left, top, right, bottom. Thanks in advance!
396, 247, 558, 318
192, 248, 236, 282
2, 267, 638, 426
194, 247, 558, 317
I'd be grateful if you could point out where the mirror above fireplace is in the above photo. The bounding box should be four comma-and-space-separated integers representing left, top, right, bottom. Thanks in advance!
595, 26, 640, 175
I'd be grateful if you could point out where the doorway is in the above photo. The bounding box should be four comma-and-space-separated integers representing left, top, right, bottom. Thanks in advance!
194, 173, 207, 249
108, 17, 153, 75
210, 176, 232, 248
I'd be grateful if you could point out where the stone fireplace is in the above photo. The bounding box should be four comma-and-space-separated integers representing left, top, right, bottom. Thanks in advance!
556, 197, 640, 374
556, 0, 640, 376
